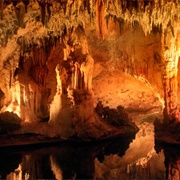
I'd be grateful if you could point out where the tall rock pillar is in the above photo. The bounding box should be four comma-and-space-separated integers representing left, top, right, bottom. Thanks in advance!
162, 28, 180, 122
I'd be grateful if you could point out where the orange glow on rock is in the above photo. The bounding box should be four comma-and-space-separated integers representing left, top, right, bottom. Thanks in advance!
162, 41, 180, 121
134, 75, 164, 108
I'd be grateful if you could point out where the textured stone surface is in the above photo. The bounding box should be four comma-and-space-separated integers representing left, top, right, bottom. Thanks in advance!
0, 0, 180, 139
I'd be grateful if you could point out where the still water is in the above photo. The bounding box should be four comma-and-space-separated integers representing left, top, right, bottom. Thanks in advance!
0, 111, 179, 180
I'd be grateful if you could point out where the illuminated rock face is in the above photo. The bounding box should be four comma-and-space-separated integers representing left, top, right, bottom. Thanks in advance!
162, 40, 180, 122
0, 0, 180, 129
162, 25, 180, 122
49, 28, 97, 137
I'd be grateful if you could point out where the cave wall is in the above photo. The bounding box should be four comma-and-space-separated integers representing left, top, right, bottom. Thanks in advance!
87, 18, 163, 89
0, 0, 180, 123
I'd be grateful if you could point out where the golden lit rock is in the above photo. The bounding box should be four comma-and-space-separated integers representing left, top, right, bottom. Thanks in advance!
0, 0, 180, 141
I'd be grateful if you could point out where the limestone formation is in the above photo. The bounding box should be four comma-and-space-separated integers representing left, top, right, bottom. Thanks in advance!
0, 0, 180, 140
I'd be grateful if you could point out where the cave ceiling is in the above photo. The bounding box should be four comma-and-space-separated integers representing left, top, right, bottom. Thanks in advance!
0, 0, 180, 82
0, 0, 180, 46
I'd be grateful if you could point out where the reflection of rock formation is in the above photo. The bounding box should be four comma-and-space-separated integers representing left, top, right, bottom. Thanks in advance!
165, 149, 180, 180
49, 146, 97, 179
20, 154, 52, 180
95, 120, 166, 180
7, 151, 53, 180
96, 135, 135, 162
50, 155, 63, 180
155, 143, 180, 180
3, 134, 135, 179
0, 150, 22, 179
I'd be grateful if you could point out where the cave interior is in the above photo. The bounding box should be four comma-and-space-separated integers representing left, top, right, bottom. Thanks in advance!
0, 0, 180, 142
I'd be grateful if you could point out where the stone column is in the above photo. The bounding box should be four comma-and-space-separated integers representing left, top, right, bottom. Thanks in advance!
163, 50, 179, 122
162, 30, 180, 122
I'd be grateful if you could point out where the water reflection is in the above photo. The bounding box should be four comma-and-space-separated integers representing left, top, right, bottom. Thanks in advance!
0, 135, 134, 180
1, 114, 180, 179
155, 143, 180, 180
0, 150, 21, 179
94, 120, 166, 179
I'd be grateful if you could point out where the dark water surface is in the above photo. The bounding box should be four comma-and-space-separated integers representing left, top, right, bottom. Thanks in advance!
0, 112, 179, 180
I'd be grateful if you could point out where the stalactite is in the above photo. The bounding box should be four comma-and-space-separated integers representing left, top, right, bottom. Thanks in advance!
74, 62, 79, 89
89, 0, 95, 22
84, 0, 90, 14
73, 0, 82, 16
66, 0, 73, 17
39, 1, 46, 25
0, 2, 18, 46
96, 0, 106, 39
104, 0, 180, 37
15, 1, 26, 28
0, 89, 5, 110
0, 0, 180, 49
138, 0, 144, 11
0, 0, 4, 20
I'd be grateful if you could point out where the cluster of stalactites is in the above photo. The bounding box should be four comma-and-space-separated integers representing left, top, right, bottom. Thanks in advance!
105, 0, 180, 36
1, 0, 180, 48
0, 0, 94, 48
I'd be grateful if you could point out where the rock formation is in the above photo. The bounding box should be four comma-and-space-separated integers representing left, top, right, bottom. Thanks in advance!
0, 0, 180, 141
